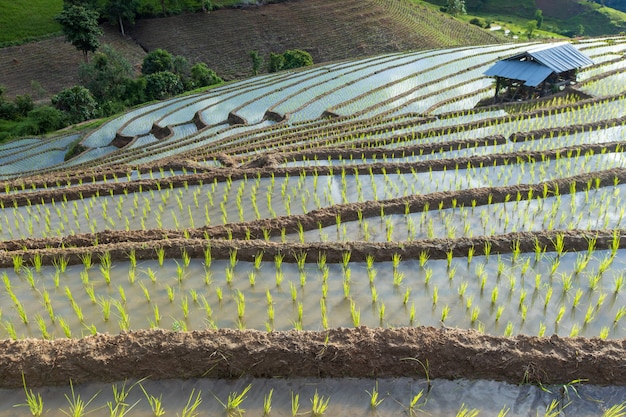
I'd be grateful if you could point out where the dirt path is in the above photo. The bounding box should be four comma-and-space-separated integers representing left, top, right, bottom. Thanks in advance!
0, 327, 624, 388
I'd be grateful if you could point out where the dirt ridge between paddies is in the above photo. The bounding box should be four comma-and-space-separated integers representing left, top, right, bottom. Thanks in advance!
0, 326, 624, 388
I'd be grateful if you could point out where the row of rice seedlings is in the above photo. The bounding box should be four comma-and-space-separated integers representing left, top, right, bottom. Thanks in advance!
292, 185, 625, 245
2, 245, 625, 339
12, 373, 626, 417
3, 151, 622, 242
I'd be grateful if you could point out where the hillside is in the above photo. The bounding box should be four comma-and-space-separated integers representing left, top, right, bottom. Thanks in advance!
0, 0, 501, 100
422, 0, 626, 36
126, 0, 502, 81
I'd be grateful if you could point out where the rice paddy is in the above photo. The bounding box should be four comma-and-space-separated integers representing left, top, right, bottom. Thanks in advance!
1, 36, 626, 416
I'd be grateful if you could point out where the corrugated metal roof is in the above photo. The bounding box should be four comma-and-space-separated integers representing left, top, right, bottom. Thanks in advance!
507, 43, 594, 73
484, 43, 594, 86
484, 60, 554, 87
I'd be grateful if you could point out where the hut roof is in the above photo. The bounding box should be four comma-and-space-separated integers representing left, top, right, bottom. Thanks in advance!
484, 43, 594, 87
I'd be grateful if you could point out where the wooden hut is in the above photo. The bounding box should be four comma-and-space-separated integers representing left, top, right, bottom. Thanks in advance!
484, 43, 594, 103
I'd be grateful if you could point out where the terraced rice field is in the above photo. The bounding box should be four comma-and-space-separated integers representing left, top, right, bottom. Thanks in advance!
1, 37, 626, 416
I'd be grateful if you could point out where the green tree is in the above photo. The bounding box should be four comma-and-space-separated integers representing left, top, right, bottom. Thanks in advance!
190, 63, 222, 88
534, 9, 544, 29
142, 49, 174, 75
52, 85, 99, 124
104, 0, 140, 36
526, 20, 537, 39
446, 0, 466, 16
145, 71, 183, 100
268, 52, 285, 73
283, 49, 313, 70
55, 5, 103, 62
79, 45, 134, 103
249, 50, 264, 76
26, 106, 66, 134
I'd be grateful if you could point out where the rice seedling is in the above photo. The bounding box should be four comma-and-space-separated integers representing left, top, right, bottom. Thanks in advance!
214, 384, 251, 416
180, 389, 202, 417
13, 374, 44, 417
366, 381, 385, 409
310, 390, 330, 417
60, 380, 100, 417
291, 392, 300, 417
263, 389, 274, 416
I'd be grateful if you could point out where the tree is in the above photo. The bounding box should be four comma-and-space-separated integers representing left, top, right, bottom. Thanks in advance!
249, 50, 264, 76
268, 50, 313, 73
283, 49, 313, 70
145, 71, 183, 100
79, 45, 134, 103
104, 0, 140, 37
268, 52, 285, 73
534, 9, 544, 29
55, 5, 103, 62
525, 20, 537, 39
52, 85, 99, 124
446, 0, 466, 16
26, 106, 66, 134
142, 49, 174, 75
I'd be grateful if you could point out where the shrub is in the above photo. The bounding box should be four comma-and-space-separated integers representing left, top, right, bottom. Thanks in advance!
14, 95, 34, 117
145, 71, 183, 100
190, 63, 222, 88
142, 49, 174, 75
470, 17, 485, 27
26, 106, 66, 134
268, 50, 313, 73
122, 77, 147, 106
52, 85, 99, 124
283, 49, 313, 70
268, 52, 285, 73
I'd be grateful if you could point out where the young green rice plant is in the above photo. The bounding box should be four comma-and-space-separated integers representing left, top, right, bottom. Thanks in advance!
12, 254, 24, 274
14, 373, 44, 416
235, 290, 245, 320
167, 285, 176, 303
80, 253, 93, 270
424, 267, 433, 285
310, 390, 330, 417
263, 389, 274, 416
602, 402, 626, 417
60, 380, 100, 417
407, 390, 425, 416
291, 392, 300, 417
215, 384, 251, 416
350, 300, 360, 327
366, 381, 385, 409
455, 404, 479, 417
156, 247, 165, 267
180, 389, 202, 417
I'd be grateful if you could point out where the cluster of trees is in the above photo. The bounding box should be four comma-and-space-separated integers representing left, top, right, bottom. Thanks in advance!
267, 49, 314, 73
0, 46, 223, 140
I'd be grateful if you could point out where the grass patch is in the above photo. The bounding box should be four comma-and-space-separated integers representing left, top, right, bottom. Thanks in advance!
0, 0, 63, 44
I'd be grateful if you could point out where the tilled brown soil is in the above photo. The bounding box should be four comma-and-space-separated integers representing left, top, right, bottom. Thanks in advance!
0, 327, 624, 388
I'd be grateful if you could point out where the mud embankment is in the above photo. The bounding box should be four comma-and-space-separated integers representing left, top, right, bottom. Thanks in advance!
0, 327, 624, 388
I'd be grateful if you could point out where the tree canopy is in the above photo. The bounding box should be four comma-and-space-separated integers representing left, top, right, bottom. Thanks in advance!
55, 5, 103, 62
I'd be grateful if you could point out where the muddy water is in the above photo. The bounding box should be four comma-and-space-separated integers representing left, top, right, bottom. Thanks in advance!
0, 376, 624, 417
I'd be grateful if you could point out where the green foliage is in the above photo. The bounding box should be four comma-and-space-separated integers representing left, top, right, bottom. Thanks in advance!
142, 49, 174, 75
25, 106, 66, 134
525, 19, 537, 39
145, 71, 183, 100
190, 62, 222, 88
0, 0, 62, 44
55, 4, 103, 62
268, 52, 285, 73
104, 0, 140, 36
268, 49, 313, 73
52, 85, 98, 124
250, 50, 264, 76
446, 0, 466, 16
79, 45, 134, 103
283, 49, 314, 69
535, 9, 544, 28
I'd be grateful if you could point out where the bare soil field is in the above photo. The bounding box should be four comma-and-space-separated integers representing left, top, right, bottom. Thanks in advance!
0, 0, 500, 100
